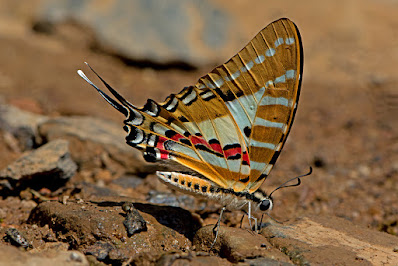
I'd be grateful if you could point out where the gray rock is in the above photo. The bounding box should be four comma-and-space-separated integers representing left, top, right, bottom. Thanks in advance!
36, 0, 238, 67
0, 139, 77, 189
39, 116, 129, 153
111, 175, 143, 189
38, 116, 148, 172
0, 104, 48, 150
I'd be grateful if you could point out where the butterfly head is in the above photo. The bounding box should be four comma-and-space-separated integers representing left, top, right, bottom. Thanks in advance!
258, 197, 273, 212
251, 190, 273, 213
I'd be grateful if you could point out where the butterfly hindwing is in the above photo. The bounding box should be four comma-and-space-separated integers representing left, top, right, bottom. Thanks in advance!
194, 18, 303, 192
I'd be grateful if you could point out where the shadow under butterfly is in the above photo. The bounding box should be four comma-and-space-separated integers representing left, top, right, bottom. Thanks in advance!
78, 18, 310, 247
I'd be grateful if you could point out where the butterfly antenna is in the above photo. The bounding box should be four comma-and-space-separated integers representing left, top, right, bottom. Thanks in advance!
269, 166, 312, 198
267, 213, 285, 224
78, 62, 136, 117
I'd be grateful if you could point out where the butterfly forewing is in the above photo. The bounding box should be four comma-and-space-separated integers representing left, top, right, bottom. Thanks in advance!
194, 18, 303, 192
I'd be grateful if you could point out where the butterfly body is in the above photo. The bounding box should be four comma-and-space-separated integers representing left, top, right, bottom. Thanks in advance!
78, 18, 303, 228
156, 171, 271, 213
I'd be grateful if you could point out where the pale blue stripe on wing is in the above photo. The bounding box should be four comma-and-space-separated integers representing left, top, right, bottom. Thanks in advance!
250, 160, 269, 171
285, 70, 296, 79
254, 118, 285, 129
265, 48, 276, 57
285, 37, 295, 45
225, 70, 241, 82
274, 74, 286, 84
249, 139, 276, 150
275, 37, 284, 47
259, 96, 289, 107
241, 61, 254, 72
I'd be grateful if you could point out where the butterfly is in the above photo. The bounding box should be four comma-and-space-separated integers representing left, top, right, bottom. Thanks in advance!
78, 18, 304, 243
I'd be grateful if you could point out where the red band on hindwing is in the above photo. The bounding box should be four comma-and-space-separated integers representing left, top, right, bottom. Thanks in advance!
242, 151, 250, 166
223, 145, 242, 159
159, 149, 170, 159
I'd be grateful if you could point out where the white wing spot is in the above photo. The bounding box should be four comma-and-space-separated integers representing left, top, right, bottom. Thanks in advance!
206, 82, 216, 89
274, 75, 286, 84
200, 90, 214, 100
255, 55, 265, 64
130, 109, 144, 125
131, 129, 144, 144
265, 48, 276, 57
145, 101, 158, 116
165, 97, 178, 111
285, 70, 296, 79
214, 78, 224, 88
241, 61, 254, 72
147, 134, 157, 146
225, 70, 241, 82
182, 89, 197, 105
275, 38, 284, 47
285, 37, 295, 45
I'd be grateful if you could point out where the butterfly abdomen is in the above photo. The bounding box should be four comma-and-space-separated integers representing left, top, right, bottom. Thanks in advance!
156, 171, 218, 196
156, 171, 268, 211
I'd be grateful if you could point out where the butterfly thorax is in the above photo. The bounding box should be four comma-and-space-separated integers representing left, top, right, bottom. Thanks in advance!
156, 171, 273, 213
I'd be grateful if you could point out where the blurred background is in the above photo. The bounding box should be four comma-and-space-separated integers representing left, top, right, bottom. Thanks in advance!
0, 0, 397, 235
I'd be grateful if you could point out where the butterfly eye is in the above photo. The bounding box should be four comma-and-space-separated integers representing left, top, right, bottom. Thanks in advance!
259, 199, 272, 211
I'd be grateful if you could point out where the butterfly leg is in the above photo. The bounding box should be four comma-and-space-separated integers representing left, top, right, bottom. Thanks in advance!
247, 201, 258, 233
211, 206, 226, 248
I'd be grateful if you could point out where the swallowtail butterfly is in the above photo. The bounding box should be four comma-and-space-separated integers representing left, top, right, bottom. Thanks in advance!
78, 18, 303, 240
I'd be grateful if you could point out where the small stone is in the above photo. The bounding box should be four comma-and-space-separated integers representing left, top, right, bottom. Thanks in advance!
122, 202, 147, 237
69, 251, 84, 262
4, 228, 32, 249
84, 241, 115, 261
0, 139, 77, 190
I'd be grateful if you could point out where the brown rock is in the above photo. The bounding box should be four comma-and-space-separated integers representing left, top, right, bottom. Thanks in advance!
27, 200, 201, 263
261, 215, 398, 265
157, 252, 231, 266
194, 225, 291, 263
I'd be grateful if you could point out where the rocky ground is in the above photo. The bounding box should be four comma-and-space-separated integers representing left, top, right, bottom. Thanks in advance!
0, 0, 397, 265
